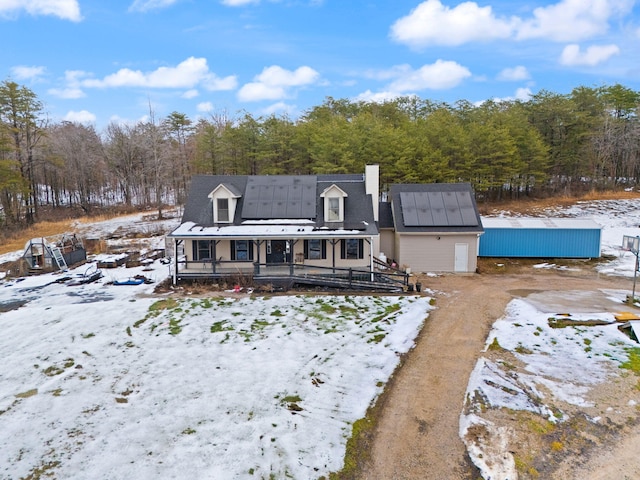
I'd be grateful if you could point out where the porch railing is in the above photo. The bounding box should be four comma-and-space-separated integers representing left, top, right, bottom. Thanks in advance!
175, 259, 409, 289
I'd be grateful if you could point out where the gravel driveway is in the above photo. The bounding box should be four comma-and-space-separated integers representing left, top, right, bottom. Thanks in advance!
359, 266, 636, 479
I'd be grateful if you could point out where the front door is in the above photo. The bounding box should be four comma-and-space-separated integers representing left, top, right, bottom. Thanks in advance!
267, 240, 288, 263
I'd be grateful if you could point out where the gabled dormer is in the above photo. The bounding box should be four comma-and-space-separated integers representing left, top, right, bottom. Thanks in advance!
320, 184, 348, 223
208, 183, 242, 224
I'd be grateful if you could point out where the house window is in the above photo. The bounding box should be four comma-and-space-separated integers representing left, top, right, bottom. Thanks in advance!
341, 239, 364, 259
193, 240, 213, 261
327, 197, 340, 222
304, 239, 326, 260
231, 240, 254, 261
217, 198, 229, 222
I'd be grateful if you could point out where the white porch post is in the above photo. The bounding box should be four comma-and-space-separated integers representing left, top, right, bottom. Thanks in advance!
370, 236, 374, 281
172, 238, 178, 285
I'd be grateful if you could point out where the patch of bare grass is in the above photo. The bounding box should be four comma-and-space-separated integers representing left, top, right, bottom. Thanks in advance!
0, 219, 76, 255
0, 208, 153, 256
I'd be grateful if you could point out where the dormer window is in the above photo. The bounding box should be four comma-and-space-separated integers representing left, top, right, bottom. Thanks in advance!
321, 184, 348, 223
328, 197, 340, 222
209, 183, 241, 224
217, 198, 229, 222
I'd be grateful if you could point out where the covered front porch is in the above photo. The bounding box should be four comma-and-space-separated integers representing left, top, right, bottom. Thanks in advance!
168, 234, 408, 292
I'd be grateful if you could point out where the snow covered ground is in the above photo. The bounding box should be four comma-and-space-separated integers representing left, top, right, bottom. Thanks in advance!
2, 197, 640, 480
0, 211, 433, 479
463, 197, 640, 479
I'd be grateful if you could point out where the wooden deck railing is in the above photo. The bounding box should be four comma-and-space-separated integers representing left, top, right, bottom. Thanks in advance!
175, 259, 409, 291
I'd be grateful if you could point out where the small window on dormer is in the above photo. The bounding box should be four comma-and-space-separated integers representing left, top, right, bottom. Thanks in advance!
217, 198, 229, 222
328, 197, 340, 222
321, 184, 347, 223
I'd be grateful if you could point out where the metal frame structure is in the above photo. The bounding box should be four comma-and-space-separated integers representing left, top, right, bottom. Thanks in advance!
623, 235, 640, 304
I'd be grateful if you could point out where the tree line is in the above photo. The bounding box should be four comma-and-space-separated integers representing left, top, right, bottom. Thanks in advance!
1, 79, 639, 230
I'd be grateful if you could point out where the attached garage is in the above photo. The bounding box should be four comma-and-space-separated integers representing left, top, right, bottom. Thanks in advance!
479, 217, 602, 258
387, 183, 484, 273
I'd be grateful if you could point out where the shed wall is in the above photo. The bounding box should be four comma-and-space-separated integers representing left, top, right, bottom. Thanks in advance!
478, 228, 601, 258
396, 234, 479, 273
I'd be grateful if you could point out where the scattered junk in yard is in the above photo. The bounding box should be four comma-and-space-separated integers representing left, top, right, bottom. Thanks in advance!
97, 253, 129, 269
614, 311, 640, 322
97, 249, 165, 269
66, 264, 103, 286
613, 311, 640, 343
622, 235, 640, 305
618, 321, 640, 343
112, 274, 153, 286
22, 234, 87, 273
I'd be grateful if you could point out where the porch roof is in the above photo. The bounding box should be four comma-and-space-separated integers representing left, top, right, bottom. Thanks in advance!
169, 221, 376, 239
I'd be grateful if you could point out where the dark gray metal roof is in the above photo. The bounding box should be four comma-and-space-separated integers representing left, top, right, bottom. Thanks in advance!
180, 174, 378, 236
181, 175, 248, 226
316, 179, 377, 233
317, 174, 364, 183
378, 201, 394, 229
218, 182, 243, 197
241, 176, 317, 219
390, 183, 483, 233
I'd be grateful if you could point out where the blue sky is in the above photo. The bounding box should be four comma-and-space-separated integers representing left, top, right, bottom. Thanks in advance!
1, 0, 639, 129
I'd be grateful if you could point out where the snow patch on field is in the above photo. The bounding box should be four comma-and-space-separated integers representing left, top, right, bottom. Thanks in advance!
0, 254, 432, 478
462, 197, 640, 480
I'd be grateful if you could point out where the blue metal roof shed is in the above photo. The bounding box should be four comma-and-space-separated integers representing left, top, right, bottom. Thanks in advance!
479, 217, 602, 258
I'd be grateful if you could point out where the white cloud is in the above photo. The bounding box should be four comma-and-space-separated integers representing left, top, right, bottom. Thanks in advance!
238, 83, 286, 102
64, 69, 90, 83
261, 102, 296, 116
48, 87, 85, 99
196, 102, 213, 112
514, 87, 533, 101
10, 65, 46, 80
202, 75, 238, 91
386, 60, 472, 92
79, 57, 237, 91
48, 70, 90, 98
390, 0, 515, 48
0, 0, 82, 21
238, 65, 320, 102
497, 66, 530, 81
516, 0, 633, 42
355, 90, 404, 103
82, 57, 206, 88
391, 0, 634, 48
221, 0, 260, 5
255, 65, 319, 87
559, 43, 620, 66
128, 0, 179, 12
182, 89, 199, 99
356, 61, 470, 103
64, 110, 96, 124
489, 87, 534, 104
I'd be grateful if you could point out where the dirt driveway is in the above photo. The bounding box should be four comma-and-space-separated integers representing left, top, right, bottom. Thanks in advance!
359, 266, 636, 480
